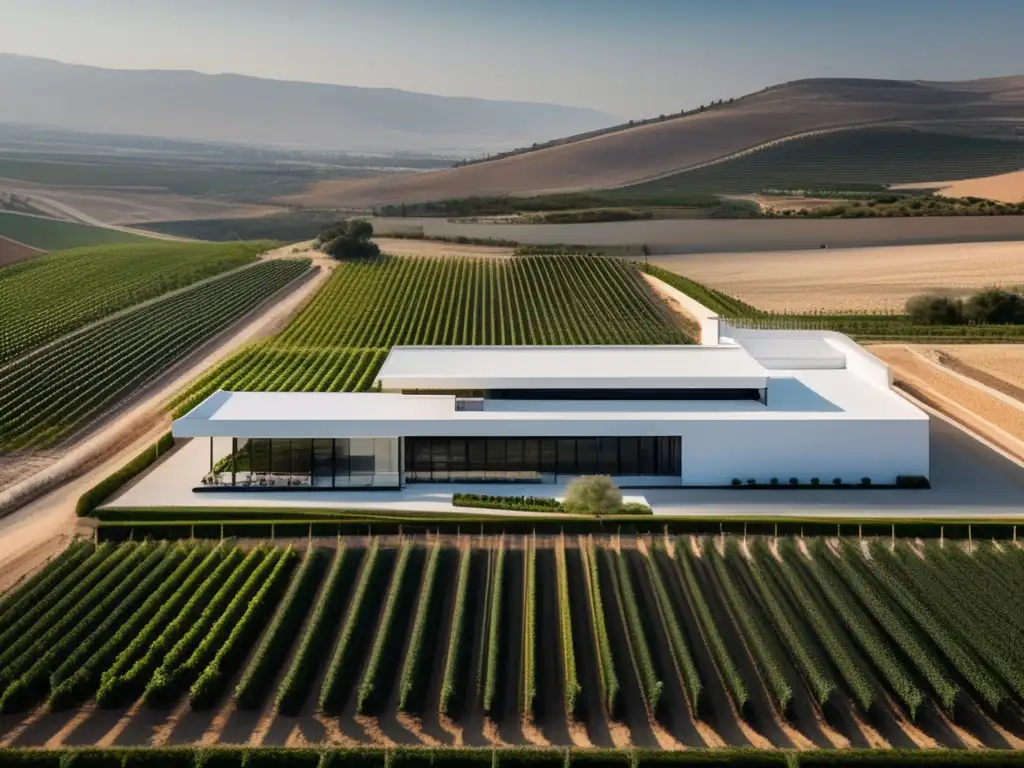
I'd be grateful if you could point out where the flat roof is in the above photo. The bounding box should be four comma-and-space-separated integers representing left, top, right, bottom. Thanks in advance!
375, 345, 768, 391
173, 368, 924, 440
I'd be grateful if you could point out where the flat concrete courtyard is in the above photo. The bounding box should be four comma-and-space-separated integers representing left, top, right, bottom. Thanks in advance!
106, 414, 1024, 518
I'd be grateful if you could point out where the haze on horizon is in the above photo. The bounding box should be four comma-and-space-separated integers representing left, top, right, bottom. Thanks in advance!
1, 0, 1022, 119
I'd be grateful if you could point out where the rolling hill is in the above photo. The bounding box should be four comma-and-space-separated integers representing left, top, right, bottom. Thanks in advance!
0, 54, 613, 155
281, 76, 1024, 207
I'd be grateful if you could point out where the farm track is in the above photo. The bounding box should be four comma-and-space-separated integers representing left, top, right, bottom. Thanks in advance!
596, 548, 658, 747
626, 549, 705, 747
3, 534, 1024, 753
563, 547, 613, 748
533, 548, 570, 746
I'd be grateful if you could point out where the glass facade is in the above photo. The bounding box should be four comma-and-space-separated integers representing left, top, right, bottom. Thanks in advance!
207, 437, 400, 489
404, 436, 681, 483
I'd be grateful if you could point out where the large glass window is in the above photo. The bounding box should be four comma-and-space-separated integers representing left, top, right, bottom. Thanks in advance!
403, 436, 680, 482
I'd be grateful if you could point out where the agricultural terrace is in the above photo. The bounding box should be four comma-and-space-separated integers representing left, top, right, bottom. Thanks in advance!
0, 212, 150, 252
171, 255, 690, 415
0, 259, 309, 452
0, 241, 273, 365
608, 129, 1024, 198
641, 265, 1024, 344
0, 534, 1022, 751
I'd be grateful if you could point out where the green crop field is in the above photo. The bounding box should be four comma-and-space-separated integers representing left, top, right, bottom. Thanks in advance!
641, 264, 1024, 343
0, 533, 1021, 753
0, 259, 309, 451
0, 240, 273, 365
171, 255, 691, 415
608, 129, 1024, 197
0, 211, 152, 251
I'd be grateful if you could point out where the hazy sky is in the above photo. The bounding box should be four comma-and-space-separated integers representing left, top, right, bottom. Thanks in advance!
1, 0, 1022, 117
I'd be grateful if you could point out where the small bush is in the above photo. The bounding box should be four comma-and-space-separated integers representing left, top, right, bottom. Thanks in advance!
619, 502, 653, 515
789, 478, 799, 486
746, 478, 756, 486
861, 477, 872, 486
905, 294, 965, 325
769, 478, 779, 487
562, 476, 622, 516
832, 478, 842, 486
811, 477, 820, 486
731, 478, 741, 487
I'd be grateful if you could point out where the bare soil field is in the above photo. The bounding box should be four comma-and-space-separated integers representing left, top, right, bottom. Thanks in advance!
374, 238, 515, 259
278, 78, 1024, 207
0, 235, 42, 267
652, 241, 1024, 312
0, 179, 282, 225
895, 170, 1024, 203
871, 345, 1024, 459
373, 215, 1024, 254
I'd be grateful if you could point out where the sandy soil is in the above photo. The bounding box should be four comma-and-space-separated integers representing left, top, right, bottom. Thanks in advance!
0, 235, 43, 266
0, 179, 282, 225
730, 194, 844, 213
277, 78, 1024, 207
374, 238, 515, 259
871, 345, 1024, 459
894, 170, 1024, 203
0, 258, 334, 590
919, 344, 1024, 397
652, 240, 1024, 312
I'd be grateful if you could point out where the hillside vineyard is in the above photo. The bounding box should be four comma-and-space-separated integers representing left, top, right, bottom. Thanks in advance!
171, 255, 692, 416
0, 259, 309, 451
0, 241, 269, 365
0, 535, 1022, 750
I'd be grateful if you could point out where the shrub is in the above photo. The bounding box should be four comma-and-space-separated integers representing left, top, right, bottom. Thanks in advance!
833, 478, 842, 486
731, 478, 741, 487
746, 478, 756, 486
861, 477, 872, 486
619, 502, 653, 515
905, 294, 965, 325
770, 478, 779, 486
563, 476, 622, 516
811, 477, 820, 486
964, 287, 1024, 325
789, 478, 798, 486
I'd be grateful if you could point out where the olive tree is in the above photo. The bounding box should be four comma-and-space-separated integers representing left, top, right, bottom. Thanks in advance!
563, 475, 623, 516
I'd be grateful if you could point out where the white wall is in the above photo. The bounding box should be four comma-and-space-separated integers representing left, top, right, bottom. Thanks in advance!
678, 418, 929, 486
722, 324, 893, 387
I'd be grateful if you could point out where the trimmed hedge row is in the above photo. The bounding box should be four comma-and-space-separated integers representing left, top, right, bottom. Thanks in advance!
1, 746, 1022, 767
235, 548, 329, 710
76, 432, 176, 516
452, 494, 653, 516
95, 516, 1023, 542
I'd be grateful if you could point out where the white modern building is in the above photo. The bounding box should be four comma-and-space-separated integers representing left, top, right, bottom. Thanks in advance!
172, 324, 930, 491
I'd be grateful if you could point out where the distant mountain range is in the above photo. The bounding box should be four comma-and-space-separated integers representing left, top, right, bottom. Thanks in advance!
0, 53, 615, 155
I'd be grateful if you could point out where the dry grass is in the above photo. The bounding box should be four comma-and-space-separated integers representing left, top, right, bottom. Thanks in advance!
895, 169, 1024, 203
278, 78, 1024, 207
652, 240, 1024, 312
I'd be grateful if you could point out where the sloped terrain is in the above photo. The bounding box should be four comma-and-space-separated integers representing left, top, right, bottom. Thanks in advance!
283, 76, 1024, 207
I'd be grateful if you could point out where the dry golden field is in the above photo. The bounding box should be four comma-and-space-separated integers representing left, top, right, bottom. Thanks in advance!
652, 241, 1024, 313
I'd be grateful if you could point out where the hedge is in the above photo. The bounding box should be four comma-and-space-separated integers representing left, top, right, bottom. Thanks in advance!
95, 515, 1023, 542
0, 748, 1021, 767
77, 432, 175, 516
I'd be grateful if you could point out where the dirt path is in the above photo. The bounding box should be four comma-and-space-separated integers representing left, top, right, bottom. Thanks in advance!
0, 235, 42, 267
913, 345, 1024, 404
871, 345, 1024, 460
626, 549, 706, 746
533, 547, 571, 746
564, 547, 614, 747
0, 257, 334, 590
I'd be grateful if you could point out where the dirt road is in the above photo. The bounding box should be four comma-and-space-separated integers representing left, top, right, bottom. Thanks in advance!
0, 256, 335, 588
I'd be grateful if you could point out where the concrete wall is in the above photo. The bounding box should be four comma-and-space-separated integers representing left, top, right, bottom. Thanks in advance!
678, 417, 929, 486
